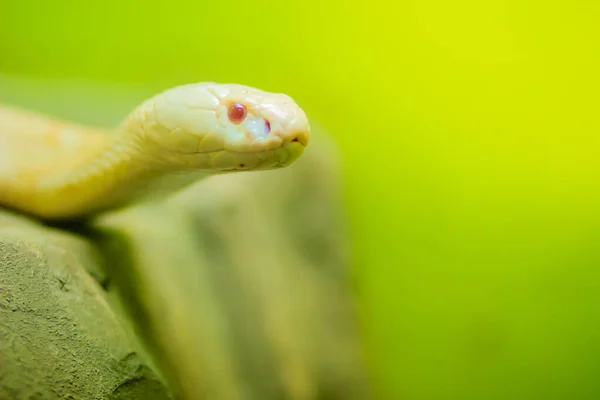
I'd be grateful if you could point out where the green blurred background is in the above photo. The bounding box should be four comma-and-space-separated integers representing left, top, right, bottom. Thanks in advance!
2, 0, 600, 398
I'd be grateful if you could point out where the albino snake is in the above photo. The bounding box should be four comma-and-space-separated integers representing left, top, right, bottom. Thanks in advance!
0, 82, 310, 220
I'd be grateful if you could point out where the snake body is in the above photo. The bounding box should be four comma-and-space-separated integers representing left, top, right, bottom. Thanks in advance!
0, 82, 310, 220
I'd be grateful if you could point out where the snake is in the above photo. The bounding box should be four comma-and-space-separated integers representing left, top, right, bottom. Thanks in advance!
0, 82, 310, 220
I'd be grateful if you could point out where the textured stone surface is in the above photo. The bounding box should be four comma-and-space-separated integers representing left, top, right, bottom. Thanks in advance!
0, 212, 172, 400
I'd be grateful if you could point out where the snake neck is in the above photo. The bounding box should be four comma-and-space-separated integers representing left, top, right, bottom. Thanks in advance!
31, 132, 208, 220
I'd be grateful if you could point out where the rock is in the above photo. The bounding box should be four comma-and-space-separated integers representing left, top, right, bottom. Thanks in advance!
0, 211, 172, 400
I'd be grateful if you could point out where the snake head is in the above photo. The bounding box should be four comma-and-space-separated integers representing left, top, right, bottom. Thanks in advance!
128, 82, 310, 171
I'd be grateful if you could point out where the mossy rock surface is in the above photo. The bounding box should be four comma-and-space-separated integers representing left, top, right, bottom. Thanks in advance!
0, 136, 371, 400
0, 211, 171, 400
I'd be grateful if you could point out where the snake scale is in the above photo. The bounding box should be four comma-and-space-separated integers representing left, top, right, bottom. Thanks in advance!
0, 82, 310, 220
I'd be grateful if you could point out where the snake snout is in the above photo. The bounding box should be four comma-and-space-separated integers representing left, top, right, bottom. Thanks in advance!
281, 113, 310, 148
290, 117, 310, 143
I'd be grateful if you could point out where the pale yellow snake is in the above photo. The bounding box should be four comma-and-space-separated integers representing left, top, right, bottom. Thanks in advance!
0, 82, 310, 220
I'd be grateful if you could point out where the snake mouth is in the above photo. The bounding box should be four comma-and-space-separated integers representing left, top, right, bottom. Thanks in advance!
212, 141, 307, 172
218, 127, 309, 154
222, 128, 309, 154
164, 130, 308, 172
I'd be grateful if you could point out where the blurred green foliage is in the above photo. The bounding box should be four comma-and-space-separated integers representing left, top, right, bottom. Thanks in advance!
2, 0, 600, 398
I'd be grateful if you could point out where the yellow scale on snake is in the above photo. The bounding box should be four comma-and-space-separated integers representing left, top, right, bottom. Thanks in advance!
0, 83, 310, 220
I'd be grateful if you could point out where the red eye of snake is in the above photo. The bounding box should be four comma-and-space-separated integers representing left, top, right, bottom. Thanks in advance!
227, 103, 247, 124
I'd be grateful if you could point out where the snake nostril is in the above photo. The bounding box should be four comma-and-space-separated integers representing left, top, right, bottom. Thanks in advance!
291, 137, 299, 143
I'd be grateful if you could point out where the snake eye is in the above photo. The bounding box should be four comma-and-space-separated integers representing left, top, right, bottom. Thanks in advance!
227, 103, 247, 124
264, 120, 271, 134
